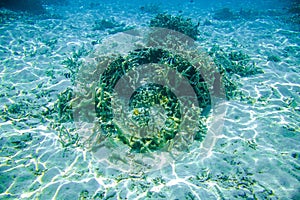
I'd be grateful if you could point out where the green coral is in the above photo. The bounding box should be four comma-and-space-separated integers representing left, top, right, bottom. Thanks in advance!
51, 88, 80, 147
208, 46, 264, 100
150, 13, 200, 40
0, 102, 28, 122
62, 46, 89, 84
54, 88, 73, 123
54, 46, 241, 152
95, 48, 211, 152
267, 55, 281, 62
128, 83, 181, 151
53, 28, 251, 153
210, 47, 262, 77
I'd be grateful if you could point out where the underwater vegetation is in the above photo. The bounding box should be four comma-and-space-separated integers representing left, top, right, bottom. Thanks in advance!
95, 48, 212, 152
54, 88, 73, 123
267, 55, 281, 62
0, 101, 30, 123
62, 46, 89, 84
0, 81, 54, 133
51, 88, 79, 147
210, 46, 263, 77
52, 13, 262, 153
150, 13, 200, 40
54, 45, 251, 152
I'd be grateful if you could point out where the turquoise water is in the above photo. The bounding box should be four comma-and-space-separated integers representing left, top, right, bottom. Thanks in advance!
0, 0, 299, 199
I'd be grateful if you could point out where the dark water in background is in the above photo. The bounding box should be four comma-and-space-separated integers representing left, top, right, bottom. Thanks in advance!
0, 0, 296, 12
0, 0, 299, 199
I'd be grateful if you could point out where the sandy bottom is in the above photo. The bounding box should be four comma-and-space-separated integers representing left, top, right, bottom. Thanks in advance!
0, 1, 299, 199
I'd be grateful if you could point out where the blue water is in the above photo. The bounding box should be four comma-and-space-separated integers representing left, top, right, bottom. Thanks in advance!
0, 0, 299, 199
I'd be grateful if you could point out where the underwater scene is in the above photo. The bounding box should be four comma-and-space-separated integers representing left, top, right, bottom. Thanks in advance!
0, 0, 300, 199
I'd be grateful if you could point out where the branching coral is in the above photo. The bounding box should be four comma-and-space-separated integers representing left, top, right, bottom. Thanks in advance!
150, 13, 200, 40
62, 46, 89, 84
210, 46, 262, 78
94, 48, 211, 152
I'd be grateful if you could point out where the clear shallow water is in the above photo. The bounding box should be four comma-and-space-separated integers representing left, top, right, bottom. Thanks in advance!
0, 0, 299, 199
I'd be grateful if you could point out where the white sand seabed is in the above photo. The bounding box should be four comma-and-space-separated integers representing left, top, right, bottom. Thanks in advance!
0, 1, 299, 199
